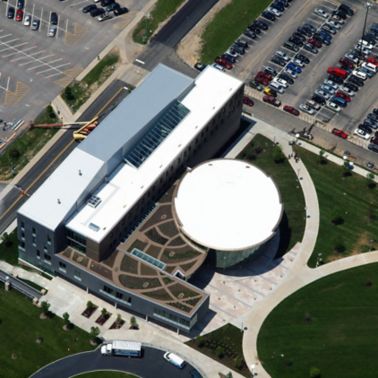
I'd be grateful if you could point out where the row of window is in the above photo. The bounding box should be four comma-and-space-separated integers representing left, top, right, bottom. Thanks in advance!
154, 308, 190, 327
103, 285, 132, 303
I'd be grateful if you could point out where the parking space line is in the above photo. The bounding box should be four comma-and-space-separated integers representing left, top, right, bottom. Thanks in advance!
2, 52, 22, 59
0, 34, 13, 39
38, 54, 56, 61
53, 62, 71, 69
45, 57, 63, 64
26, 64, 46, 72
46, 72, 63, 79
11, 56, 33, 63
11, 42, 29, 49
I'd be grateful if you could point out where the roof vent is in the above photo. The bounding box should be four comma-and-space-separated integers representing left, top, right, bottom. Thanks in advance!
87, 195, 101, 208
57, 198, 61, 204
89, 223, 100, 232
78, 169, 82, 176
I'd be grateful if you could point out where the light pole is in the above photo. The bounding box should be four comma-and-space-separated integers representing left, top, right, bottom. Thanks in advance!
359, 2, 372, 63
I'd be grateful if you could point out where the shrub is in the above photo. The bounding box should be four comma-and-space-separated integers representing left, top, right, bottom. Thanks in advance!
9, 149, 21, 160
331, 216, 344, 226
272, 145, 285, 163
334, 243, 346, 253
216, 346, 225, 359
63, 86, 74, 101
197, 339, 205, 348
233, 356, 244, 370
310, 367, 321, 378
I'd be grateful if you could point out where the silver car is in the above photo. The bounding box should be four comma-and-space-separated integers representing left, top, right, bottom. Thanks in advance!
47, 25, 57, 38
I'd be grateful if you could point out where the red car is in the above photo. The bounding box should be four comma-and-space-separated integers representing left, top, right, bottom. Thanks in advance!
215, 58, 233, 70
256, 71, 272, 81
308, 37, 322, 48
327, 66, 348, 79
283, 105, 300, 116
243, 96, 254, 107
263, 95, 281, 107
15, 8, 23, 21
335, 91, 351, 102
367, 56, 378, 67
255, 73, 271, 86
339, 57, 355, 69
332, 128, 348, 139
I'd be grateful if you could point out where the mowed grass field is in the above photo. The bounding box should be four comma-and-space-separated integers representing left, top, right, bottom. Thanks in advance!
0, 288, 91, 377
297, 149, 378, 267
238, 134, 305, 256
257, 263, 378, 378
200, 0, 271, 63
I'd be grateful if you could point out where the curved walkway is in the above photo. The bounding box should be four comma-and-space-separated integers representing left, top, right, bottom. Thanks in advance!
240, 117, 378, 377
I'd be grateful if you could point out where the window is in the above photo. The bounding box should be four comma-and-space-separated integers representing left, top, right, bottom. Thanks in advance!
103, 285, 113, 294
36, 249, 40, 257
44, 253, 51, 261
74, 270, 82, 281
116, 292, 123, 300
32, 227, 36, 236
19, 241, 25, 249
59, 262, 66, 269
47, 235, 52, 246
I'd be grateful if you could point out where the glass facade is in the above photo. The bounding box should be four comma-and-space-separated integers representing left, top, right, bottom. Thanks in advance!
124, 101, 190, 168
215, 247, 258, 269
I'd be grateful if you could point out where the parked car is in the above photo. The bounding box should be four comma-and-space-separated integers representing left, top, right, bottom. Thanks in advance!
287, 62, 302, 74
303, 43, 318, 54
243, 96, 254, 107
263, 95, 281, 107
264, 66, 277, 76
194, 62, 207, 71
7, 6, 15, 19
332, 128, 348, 138
47, 25, 57, 37
331, 96, 347, 108
113, 7, 129, 16
343, 81, 359, 92
338, 86, 355, 96
275, 50, 290, 62
299, 103, 316, 115
354, 128, 371, 140
90, 8, 105, 17
23, 14, 31, 26
261, 11, 276, 21
335, 91, 351, 102
315, 89, 331, 99
15, 9, 23, 22
311, 94, 326, 105
314, 7, 329, 19
326, 101, 341, 112
271, 55, 287, 67
249, 80, 263, 91
31, 19, 40, 31
295, 53, 310, 64
327, 67, 348, 79
283, 105, 300, 116
50, 12, 58, 25
215, 58, 232, 70
83, 4, 97, 13
283, 41, 299, 52
278, 72, 294, 85
306, 100, 321, 110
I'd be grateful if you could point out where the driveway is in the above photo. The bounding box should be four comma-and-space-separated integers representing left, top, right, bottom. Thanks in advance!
31, 346, 201, 378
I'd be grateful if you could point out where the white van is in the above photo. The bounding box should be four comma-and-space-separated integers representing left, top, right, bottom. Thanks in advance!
269, 81, 285, 94
361, 62, 376, 73
163, 352, 186, 369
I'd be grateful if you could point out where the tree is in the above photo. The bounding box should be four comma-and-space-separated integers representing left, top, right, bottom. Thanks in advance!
331, 216, 344, 226
318, 149, 327, 165
46, 105, 56, 120
86, 301, 95, 310
130, 316, 139, 330
40, 301, 50, 319
62, 312, 71, 330
63, 86, 74, 102
9, 148, 21, 160
367, 173, 376, 189
272, 145, 285, 164
1, 232, 13, 248
101, 308, 108, 318
89, 326, 100, 345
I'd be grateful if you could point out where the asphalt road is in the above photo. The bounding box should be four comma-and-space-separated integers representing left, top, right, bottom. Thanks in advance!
31, 347, 201, 378
0, 79, 129, 235
136, 0, 219, 75
0, 269, 42, 299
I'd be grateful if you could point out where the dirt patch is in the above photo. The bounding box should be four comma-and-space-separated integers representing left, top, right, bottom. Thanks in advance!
176, 0, 232, 66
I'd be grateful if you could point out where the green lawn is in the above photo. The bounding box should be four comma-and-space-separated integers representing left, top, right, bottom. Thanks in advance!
238, 134, 305, 257
200, 0, 271, 63
186, 324, 248, 376
0, 107, 58, 181
62, 52, 119, 112
73, 372, 138, 378
0, 287, 92, 377
296, 149, 378, 267
258, 263, 378, 378
132, 0, 185, 44
0, 230, 19, 265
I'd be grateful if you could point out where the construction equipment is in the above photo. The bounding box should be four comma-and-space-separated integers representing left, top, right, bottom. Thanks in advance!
30, 116, 99, 141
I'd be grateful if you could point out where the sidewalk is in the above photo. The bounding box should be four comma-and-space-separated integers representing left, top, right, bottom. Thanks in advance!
41, 277, 243, 378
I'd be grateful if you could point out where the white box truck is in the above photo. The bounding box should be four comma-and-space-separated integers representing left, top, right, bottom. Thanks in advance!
101, 340, 142, 357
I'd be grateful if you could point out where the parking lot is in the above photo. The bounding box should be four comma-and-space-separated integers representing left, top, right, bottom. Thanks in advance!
0, 0, 144, 125
221, 0, 378, 153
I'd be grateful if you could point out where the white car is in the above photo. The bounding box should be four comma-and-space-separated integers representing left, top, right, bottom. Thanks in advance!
352, 69, 367, 80
285, 69, 297, 78
212, 63, 225, 71
361, 62, 376, 73
354, 128, 371, 140
226, 49, 239, 58
272, 78, 288, 88
326, 20, 341, 29
97, 13, 112, 22
275, 50, 290, 62
326, 101, 341, 112
299, 104, 316, 115
269, 82, 285, 94
315, 89, 331, 99
306, 100, 321, 111
47, 25, 57, 38
268, 7, 282, 17
358, 39, 374, 49
339, 86, 355, 96
345, 53, 359, 64
23, 14, 31, 26
323, 79, 339, 90
314, 7, 329, 18
292, 58, 304, 67
320, 84, 335, 94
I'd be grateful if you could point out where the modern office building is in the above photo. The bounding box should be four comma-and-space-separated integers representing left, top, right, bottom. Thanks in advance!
17, 64, 245, 332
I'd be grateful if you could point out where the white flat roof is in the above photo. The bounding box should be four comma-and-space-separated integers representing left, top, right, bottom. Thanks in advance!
174, 159, 282, 251
66, 67, 243, 242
